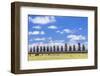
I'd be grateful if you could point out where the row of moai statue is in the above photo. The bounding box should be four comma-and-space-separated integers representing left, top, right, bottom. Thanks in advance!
29, 43, 87, 54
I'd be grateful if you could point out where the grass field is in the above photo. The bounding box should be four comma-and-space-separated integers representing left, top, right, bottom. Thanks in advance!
28, 53, 88, 61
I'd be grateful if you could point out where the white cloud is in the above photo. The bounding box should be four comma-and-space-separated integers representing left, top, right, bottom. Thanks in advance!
48, 37, 52, 40
29, 31, 45, 35
79, 28, 82, 30
29, 31, 39, 35
56, 30, 63, 34
41, 31, 45, 35
55, 40, 65, 43
67, 40, 77, 45
29, 16, 56, 24
63, 29, 72, 33
48, 25, 57, 29
56, 29, 72, 34
32, 26, 41, 29
34, 38, 45, 41
49, 40, 64, 43
67, 34, 86, 41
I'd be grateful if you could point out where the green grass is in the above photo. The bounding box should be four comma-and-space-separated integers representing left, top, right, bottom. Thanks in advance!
28, 53, 88, 61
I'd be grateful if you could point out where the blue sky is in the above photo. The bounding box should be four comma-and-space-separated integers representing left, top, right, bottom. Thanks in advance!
28, 15, 88, 45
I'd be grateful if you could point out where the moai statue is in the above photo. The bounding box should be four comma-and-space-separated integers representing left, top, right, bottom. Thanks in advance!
82, 44, 85, 52
43, 46, 46, 53
61, 46, 64, 52
69, 45, 72, 52
53, 45, 56, 52
78, 43, 81, 52
47, 46, 49, 53
57, 46, 59, 52
73, 45, 76, 52
40, 46, 42, 53
65, 43, 68, 52
33, 46, 35, 53
30, 47, 32, 53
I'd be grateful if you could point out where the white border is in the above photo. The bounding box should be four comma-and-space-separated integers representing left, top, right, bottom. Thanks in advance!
20, 6, 95, 70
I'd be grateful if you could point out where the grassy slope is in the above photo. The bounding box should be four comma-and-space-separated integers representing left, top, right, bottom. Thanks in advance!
28, 53, 88, 61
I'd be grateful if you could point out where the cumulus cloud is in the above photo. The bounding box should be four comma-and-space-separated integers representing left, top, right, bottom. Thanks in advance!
56, 30, 63, 34
55, 40, 65, 43
63, 29, 72, 33
56, 29, 72, 34
41, 31, 45, 35
29, 16, 56, 24
49, 39, 64, 43
48, 37, 52, 40
29, 31, 39, 35
32, 26, 41, 29
79, 28, 82, 30
67, 34, 86, 41
34, 38, 45, 41
29, 31, 45, 35
67, 40, 77, 45
48, 25, 57, 29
